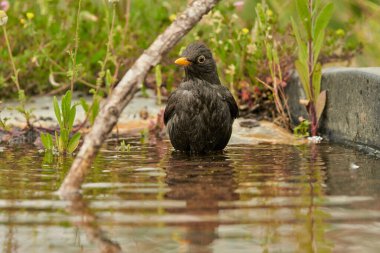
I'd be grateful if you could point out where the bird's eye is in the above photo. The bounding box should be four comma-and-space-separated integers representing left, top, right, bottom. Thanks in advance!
197, 55, 206, 64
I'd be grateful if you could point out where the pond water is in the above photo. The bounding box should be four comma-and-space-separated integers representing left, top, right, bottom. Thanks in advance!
0, 138, 379, 253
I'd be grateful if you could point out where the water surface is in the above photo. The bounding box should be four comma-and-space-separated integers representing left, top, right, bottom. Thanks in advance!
0, 138, 379, 253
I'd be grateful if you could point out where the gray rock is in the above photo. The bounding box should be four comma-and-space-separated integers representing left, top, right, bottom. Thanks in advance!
286, 67, 380, 150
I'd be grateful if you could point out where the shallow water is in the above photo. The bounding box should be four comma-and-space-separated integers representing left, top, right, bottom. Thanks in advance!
0, 138, 380, 253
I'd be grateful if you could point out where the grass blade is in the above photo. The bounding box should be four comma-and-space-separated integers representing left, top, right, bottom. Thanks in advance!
296, 0, 311, 38
312, 63, 322, 101
67, 133, 81, 154
53, 96, 62, 128
291, 18, 308, 65
313, 3, 334, 40
295, 60, 311, 99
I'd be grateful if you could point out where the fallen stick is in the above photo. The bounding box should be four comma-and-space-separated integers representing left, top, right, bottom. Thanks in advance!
59, 0, 221, 197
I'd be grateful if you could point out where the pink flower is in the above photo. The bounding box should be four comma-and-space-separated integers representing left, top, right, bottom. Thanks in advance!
233, 1, 245, 11
0, 1, 10, 11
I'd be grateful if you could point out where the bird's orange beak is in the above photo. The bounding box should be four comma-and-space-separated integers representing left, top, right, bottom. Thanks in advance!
175, 57, 191, 66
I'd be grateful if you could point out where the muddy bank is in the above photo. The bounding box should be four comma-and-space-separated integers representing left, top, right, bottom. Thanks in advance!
0, 90, 304, 147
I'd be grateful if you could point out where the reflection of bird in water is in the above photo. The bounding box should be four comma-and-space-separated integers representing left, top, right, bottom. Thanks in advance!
164, 152, 238, 253
164, 42, 238, 153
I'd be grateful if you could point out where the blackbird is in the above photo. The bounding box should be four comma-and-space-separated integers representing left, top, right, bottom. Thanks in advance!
164, 42, 238, 153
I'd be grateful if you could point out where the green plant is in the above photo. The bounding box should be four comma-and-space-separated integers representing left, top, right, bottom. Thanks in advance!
292, 0, 333, 136
80, 90, 101, 126
54, 90, 81, 154
40, 90, 81, 154
140, 129, 148, 143
68, 0, 83, 92
0, 0, 369, 132
1, 10, 34, 127
255, 3, 291, 129
194, 9, 257, 89
80, 0, 118, 127
0, 102, 10, 131
0, 117, 10, 131
1, 10, 20, 92
40, 132, 54, 151
117, 140, 131, 152
294, 119, 311, 138
14, 90, 34, 127
96, 0, 117, 91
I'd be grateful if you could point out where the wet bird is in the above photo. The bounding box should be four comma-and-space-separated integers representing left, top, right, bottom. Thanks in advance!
164, 42, 238, 153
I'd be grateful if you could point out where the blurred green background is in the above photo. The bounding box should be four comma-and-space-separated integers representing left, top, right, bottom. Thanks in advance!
0, 0, 379, 98
249, 0, 380, 66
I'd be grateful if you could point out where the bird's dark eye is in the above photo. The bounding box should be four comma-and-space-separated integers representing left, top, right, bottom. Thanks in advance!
197, 55, 206, 64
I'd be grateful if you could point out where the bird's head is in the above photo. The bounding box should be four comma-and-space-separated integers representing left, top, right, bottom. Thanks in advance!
174, 42, 221, 84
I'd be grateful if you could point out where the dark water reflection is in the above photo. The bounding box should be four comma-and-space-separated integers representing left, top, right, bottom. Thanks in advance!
0, 138, 379, 253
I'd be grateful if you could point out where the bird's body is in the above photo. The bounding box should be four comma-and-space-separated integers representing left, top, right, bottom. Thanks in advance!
164, 43, 238, 153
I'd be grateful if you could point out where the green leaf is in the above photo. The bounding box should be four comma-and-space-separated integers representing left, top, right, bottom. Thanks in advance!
313, 3, 334, 40
155, 65, 162, 87
293, 120, 311, 138
58, 135, 65, 153
105, 69, 113, 91
141, 83, 149, 98
89, 88, 96, 95
48, 134, 53, 149
61, 94, 68, 122
313, 0, 322, 12
62, 90, 72, 125
295, 60, 311, 100
296, 0, 311, 39
90, 98, 100, 125
55, 131, 59, 145
45, 133, 53, 149
67, 132, 81, 154
312, 63, 322, 101
53, 96, 63, 128
18, 90, 26, 103
68, 107, 76, 132
316, 90, 327, 123
80, 98, 89, 113
296, 0, 310, 22
60, 129, 69, 146
41, 134, 47, 147
41, 133, 50, 150
291, 18, 308, 65
55, 131, 63, 153
266, 43, 273, 62
313, 30, 325, 65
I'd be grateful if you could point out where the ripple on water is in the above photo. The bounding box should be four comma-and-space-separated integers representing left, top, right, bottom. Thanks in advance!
0, 141, 380, 252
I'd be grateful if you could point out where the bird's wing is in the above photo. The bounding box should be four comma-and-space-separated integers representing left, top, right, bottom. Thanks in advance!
218, 85, 239, 119
164, 89, 178, 125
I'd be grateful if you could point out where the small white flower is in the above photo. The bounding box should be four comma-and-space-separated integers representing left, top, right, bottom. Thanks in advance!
350, 163, 360, 170
307, 136, 323, 143
0, 10, 8, 26
108, 0, 119, 3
